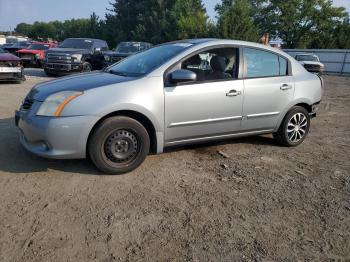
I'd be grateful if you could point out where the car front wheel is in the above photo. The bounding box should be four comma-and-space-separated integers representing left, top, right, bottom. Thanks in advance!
88, 116, 150, 174
274, 106, 311, 147
82, 62, 92, 72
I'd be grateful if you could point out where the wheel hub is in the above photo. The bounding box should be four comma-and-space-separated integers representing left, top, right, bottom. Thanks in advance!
104, 130, 138, 163
287, 113, 308, 143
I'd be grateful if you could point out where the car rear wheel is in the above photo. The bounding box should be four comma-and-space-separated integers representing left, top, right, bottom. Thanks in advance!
274, 106, 310, 147
88, 116, 150, 174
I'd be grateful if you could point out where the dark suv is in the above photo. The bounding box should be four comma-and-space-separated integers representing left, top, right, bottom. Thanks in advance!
43, 38, 109, 76
103, 42, 152, 66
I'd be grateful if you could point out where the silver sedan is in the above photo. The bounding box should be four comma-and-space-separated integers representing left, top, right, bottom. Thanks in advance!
16, 39, 323, 174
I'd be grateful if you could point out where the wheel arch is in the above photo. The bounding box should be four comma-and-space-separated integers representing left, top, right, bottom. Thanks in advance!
275, 100, 313, 132
87, 110, 158, 156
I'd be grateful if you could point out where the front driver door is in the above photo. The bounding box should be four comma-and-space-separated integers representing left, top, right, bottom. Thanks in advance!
164, 47, 244, 145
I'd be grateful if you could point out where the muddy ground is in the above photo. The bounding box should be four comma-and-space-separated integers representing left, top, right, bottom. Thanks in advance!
0, 70, 349, 261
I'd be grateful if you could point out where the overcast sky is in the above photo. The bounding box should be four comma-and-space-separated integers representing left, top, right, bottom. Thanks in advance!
0, 0, 349, 31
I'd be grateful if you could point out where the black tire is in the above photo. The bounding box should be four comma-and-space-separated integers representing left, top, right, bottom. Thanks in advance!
274, 106, 310, 147
44, 69, 57, 77
88, 116, 150, 174
82, 61, 92, 72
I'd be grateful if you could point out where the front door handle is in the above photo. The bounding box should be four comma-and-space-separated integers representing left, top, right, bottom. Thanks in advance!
226, 90, 241, 97
280, 84, 292, 91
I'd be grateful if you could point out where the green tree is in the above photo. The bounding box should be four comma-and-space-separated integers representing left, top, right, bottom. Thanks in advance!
14, 23, 33, 36
216, 0, 259, 42
334, 16, 350, 48
252, 0, 349, 48
168, 0, 209, 39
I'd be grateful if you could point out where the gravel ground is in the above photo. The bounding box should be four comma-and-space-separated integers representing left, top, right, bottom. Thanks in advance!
0, 70, 349, 261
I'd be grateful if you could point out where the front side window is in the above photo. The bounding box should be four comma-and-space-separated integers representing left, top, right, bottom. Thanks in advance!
179, 47, 239, 82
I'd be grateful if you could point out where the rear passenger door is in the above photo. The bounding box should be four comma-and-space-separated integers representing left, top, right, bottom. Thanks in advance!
241, 47, 294, 131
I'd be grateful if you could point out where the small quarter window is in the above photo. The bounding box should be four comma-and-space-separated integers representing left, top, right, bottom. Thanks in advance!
279, 56, 288, 76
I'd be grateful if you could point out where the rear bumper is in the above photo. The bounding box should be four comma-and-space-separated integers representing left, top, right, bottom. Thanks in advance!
309, 102, 320, 118
16, 108, 99, 159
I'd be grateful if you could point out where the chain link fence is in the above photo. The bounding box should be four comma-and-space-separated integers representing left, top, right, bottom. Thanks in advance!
284, 49, 350, 75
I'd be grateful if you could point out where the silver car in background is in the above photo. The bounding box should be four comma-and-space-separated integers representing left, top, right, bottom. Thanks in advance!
16, 39, 323, 174
295, 53, 325, 74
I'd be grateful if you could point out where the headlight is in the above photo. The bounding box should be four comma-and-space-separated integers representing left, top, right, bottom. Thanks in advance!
104, 55, 111, 62
35, 53, 41, 59
37, 91, 83, 117
72, 54, 82, 62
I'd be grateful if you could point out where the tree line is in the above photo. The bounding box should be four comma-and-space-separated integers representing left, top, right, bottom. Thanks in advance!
15, 0, 350, 49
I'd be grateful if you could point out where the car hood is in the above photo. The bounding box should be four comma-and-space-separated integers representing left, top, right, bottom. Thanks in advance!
0, 53, 20, 61
103, 51, 131, 57
298, 61, 324, 66
46, 48, 90, 55
17, 49, 41, 54
28, 71, 136, 101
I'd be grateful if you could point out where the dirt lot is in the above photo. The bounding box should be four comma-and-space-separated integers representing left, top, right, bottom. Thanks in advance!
0, 70, 349, 261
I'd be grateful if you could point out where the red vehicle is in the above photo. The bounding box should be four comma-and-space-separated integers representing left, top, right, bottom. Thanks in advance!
17, 42, 57, 67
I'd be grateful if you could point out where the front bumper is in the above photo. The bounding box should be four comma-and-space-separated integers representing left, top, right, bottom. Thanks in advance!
21, 57, 43, 66
0, 67, 25, 81
15, 105, 99, 159
44, 62, 83, 74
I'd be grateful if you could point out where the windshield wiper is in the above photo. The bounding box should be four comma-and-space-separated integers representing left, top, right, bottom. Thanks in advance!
109, 70, 129, 77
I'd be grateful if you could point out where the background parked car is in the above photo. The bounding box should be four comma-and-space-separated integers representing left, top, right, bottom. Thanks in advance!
103, 41, 152, 66
4, 41, 32, 55
0, 48, 25, 82
17, 42, 57, 68
43, 38, 109, 76
295, 53, 325, 74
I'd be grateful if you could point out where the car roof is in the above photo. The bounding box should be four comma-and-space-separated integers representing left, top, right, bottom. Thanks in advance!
31, 42, 52, 45
160, 38, 293, 58
66, 38, 106, 42
295, 53, 317, 56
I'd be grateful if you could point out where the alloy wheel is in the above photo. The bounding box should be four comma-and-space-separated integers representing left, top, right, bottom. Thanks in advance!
287, 113, 308, 143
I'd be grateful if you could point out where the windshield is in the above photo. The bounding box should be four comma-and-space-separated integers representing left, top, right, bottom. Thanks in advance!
10, 42, 29, 48
28, 44, 50, 50
59, 39, 93, 49
116, 42, 149, 53
0, 48, 5, 53
108, 43, 192, 76
296, 55, 319, 62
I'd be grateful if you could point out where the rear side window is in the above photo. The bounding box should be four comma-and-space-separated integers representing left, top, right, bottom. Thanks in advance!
244, 48, 288, 78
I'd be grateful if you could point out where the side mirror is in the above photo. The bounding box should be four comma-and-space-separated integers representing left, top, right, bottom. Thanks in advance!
170, 69, 197, 84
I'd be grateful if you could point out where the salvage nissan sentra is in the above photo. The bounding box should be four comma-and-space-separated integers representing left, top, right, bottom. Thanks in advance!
16, 39, 322, 174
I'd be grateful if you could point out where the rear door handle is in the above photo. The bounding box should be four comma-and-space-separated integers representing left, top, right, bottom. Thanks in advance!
280, 84, 292, 91
226, 90, 241, 97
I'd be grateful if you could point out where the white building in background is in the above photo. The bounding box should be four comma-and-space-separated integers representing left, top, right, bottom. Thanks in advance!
0, 35, 29, 45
